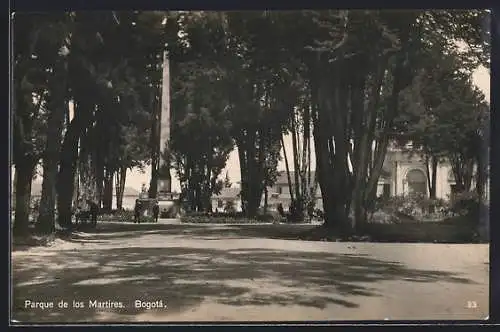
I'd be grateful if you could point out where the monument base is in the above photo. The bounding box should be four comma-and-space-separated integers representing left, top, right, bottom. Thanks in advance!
157, 178, 171, 196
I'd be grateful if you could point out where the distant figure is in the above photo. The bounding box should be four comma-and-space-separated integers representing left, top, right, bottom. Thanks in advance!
86, 199, 99, 226
139, 183, 148, 199
307, 201, 315, 221
134, 199, 141, 224
73, 204, 81, 225
277, 203, 285, 217
153, 201, 160, 223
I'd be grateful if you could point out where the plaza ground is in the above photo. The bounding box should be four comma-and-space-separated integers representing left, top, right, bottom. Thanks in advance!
12, 220, 489, 322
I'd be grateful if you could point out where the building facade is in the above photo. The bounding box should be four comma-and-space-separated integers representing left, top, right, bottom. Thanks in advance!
211, 187, 242, 213
265, 172, 322, 212
211, 146, 488, 213
376, 149, 454, 200
377, 147, 489, 202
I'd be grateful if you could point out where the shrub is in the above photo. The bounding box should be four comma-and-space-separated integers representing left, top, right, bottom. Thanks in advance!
97, 210, 157, 223
182, 210, 282, 223
97, 210, 135, 222
140, 216, 156, 223
186, 211, 245, 218
376, 194, 451, 221
365, 218, 480, 243
224, 200, 236, 213
315, 209, 324, 219
181, 216, 264, 224
450, 191, 480, 217
256, 211, 280, 223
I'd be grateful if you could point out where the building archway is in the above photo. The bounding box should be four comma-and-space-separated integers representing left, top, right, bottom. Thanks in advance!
406, 168, 427, 196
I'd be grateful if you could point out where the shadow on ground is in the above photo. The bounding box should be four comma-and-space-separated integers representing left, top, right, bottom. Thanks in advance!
12, 223, 477, 323
11, 222, 306, 253
72, 222, 314, 242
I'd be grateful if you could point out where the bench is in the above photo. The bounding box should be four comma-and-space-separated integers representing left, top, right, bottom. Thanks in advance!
75, 210, 97, 228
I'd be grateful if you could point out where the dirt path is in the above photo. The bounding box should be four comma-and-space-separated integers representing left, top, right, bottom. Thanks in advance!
11, 222, 489, 322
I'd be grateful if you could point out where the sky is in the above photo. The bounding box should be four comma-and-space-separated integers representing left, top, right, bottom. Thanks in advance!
124, 64, 490, 192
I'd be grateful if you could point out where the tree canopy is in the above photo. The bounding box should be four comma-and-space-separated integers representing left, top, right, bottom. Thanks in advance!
12, 9, 490, 235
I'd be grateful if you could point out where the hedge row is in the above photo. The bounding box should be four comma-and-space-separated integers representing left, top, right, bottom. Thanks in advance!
181, 215, 277, 224
97, 210, 156, 223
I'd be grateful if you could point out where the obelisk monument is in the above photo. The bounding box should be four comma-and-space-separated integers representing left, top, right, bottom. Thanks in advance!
157, 48, 171, 197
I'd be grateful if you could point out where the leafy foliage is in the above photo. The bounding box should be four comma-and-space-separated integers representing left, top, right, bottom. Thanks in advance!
374, 194, 451, 222
13, 10, 490, 239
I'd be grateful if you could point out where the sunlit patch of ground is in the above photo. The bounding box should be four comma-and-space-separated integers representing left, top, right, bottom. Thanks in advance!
12, 222, 489, 323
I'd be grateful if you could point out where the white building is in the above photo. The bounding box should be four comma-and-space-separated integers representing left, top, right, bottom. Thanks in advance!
377, 146, 489, 202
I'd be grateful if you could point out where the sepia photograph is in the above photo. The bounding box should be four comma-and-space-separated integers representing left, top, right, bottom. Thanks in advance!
10, 9, 490, 323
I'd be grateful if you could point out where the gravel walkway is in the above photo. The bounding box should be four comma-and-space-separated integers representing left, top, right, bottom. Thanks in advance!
12, 222, 489, 323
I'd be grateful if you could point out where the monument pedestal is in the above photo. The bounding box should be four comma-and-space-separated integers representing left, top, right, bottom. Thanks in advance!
156, 177, 183, 218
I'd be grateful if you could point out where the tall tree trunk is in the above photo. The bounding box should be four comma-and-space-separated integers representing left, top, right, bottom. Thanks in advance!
476, 153, 487, 200
194, 182, 202, 212
115, 166, 127, 210
57, 91, 96, 228
464, 159, 474, 192
203, 157, 213, 213
425, 154, 432, 197
307, 106, 312, 197
57, 116, 82, 229
281, 134, 295, 202
248, 135, 263, 217
36, 63, 68, 234
313, 84, 338, 230
12, 48, 46, 235
102, 168, 114, 212
79, 153, 98, 204
236, 130, 263, 217
424, 154, 438, 212
256, 131, 267, 214
475, 131, 488, 240
302, 103, 311, 206
264, 186, 268, 213
236, 139, 247, 214
352, 20, 414, 233
312, 61, 351, 234
95, 155, 105, 208
451, 155, 475, 193
349, 57, 384, 233
430, 156, 438, 199
290, 111, 301, 201
12, 168, 18, 211
236, 140, 248, 214
13, 162, 36, 236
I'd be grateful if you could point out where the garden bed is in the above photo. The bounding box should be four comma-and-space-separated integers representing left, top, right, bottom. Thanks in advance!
179, 210, 314, 224
97, 210, 156, 223
298, 215, 481, 244
181, 216, 276, 224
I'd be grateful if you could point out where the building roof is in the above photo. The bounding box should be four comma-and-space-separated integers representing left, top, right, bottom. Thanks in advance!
274, 171, 317, 186
213, 187, 240, 200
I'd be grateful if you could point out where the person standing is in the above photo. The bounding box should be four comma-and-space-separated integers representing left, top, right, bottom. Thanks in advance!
307, 201, 315, 222
153, 201, 160, 223
134, 199, 141, 224
86, 199, 99, 227
277, 203, 285, 221
276, 203, 286, 222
